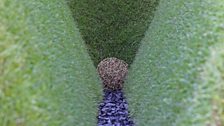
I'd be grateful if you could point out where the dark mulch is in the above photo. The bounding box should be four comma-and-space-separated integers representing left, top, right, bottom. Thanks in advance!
97, 89, 134, 126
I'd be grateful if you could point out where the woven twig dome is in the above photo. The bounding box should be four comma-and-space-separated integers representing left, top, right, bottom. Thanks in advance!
97, 57, 128, 90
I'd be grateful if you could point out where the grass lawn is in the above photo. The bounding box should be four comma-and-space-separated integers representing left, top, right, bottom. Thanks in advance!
67, 0, 159, 66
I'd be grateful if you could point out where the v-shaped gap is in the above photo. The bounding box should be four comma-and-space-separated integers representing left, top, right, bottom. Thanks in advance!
66, 0, 160, 67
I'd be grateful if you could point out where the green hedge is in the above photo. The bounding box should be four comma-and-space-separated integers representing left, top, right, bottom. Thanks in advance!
125, 0, 224, 125
1, 0, 223, 126
0, 0, 101, 125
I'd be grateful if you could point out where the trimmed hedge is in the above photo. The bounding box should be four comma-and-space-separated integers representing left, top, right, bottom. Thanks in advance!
0, 0, 101, 125
125, 0, 224, 125
1, 0, 223, 125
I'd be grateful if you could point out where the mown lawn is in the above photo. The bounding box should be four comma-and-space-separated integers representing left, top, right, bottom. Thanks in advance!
67, 0, 159, 66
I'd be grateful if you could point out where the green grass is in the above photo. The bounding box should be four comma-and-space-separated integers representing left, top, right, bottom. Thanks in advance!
125, 0, 224, 125
67, 0, 159, 66
0, 0, 101, 125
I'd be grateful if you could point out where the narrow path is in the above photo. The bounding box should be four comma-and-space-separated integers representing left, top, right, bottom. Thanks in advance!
97, 89, 134, 126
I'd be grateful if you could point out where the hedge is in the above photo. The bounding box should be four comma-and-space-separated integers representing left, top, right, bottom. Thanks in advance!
0, 0, 101, 125
125, 0, 224, 125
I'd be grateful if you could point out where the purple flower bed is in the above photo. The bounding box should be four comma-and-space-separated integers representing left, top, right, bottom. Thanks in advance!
97, 89, 134, 126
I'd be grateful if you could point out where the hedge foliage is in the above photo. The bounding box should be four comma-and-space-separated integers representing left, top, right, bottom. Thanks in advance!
0, 0, 101, 125
125, 0, 224, 125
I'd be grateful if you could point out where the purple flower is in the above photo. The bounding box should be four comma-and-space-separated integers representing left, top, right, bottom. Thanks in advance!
97, 89, 134, 126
